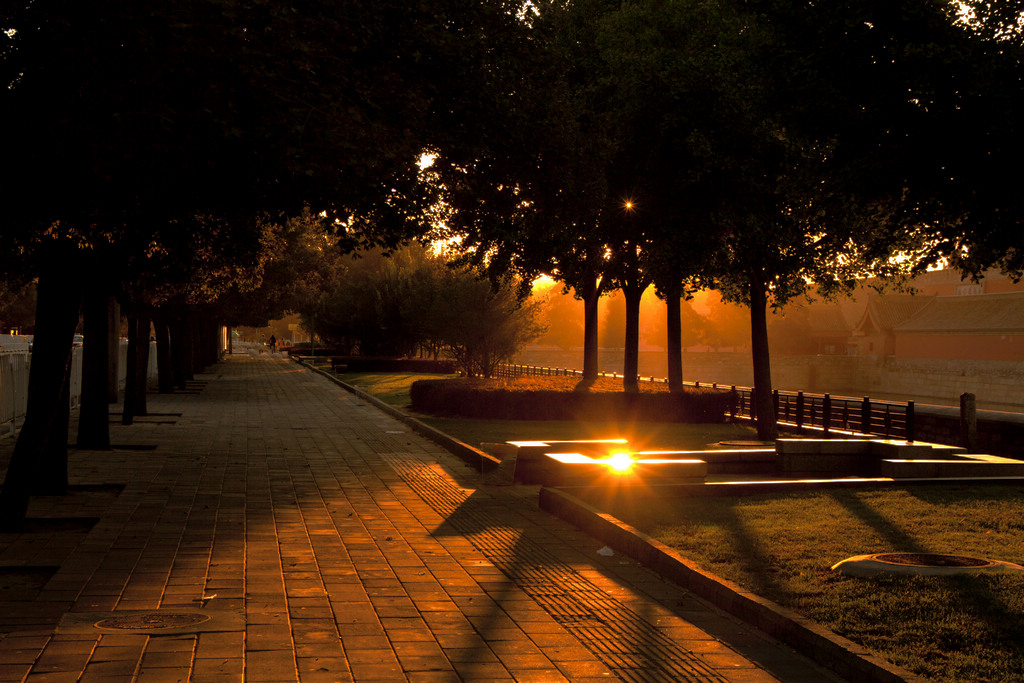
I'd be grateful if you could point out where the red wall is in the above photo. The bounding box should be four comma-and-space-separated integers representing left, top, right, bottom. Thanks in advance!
894, 333, 1023, 361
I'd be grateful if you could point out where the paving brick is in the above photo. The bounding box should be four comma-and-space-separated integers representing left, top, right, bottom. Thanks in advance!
0, 356, 849, 683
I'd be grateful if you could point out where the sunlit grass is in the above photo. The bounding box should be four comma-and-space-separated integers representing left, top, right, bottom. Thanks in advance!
605, 486, 1024, 681
340, 371, 458, 406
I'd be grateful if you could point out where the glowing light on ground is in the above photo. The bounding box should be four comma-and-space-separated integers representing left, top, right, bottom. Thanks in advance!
606, 452, 634, 472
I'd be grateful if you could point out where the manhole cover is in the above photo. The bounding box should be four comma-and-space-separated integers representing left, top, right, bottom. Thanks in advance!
95, 613, 211, 630
874, 553, 992, 568
832, 553, 1024, 577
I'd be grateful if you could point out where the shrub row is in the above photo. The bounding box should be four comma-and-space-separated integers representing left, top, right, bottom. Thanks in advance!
410, 379, 734, 423
333, 357, 457, 373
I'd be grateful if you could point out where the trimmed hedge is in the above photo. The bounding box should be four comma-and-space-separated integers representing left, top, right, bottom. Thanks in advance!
410, 378, 734, 423
330, 357, 457, 373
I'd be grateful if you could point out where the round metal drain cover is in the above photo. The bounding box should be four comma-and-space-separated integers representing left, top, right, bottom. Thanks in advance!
95, 613, 211, 630
874, 552, 992, 568
832, 552, 1024, 577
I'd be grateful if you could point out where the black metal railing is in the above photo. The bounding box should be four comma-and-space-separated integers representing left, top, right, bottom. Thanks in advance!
495, 364, 585, 379
494, 363, 915, 441
729, 387, 914, 440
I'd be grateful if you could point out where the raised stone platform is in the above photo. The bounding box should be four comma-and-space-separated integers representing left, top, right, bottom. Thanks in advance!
879, 453, 1024, 478
504, 439, 628, 484
540, 451, 707, 486
777, 438, 1024, 478
501, 436, 1024, 487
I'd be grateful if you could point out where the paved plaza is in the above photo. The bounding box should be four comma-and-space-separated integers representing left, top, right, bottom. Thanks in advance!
0, 353, 843, 681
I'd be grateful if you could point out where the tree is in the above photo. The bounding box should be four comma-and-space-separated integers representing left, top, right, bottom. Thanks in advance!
899, 1, 1024, 280
425, 0, 618, 387
315, 248, 418, 356
696, 0, 1010, 439
0, 0, 514, 528
571, 0, 997, 439
308, 245, 544, 375
429, 269, 545, 378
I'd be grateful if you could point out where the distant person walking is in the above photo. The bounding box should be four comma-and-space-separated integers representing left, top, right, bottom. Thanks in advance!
268, 335, 277, 353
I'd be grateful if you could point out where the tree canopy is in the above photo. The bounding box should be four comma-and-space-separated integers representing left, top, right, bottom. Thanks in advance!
309, 245, 544, 376
0, 0, 537, 528
425, 0, 1024, 435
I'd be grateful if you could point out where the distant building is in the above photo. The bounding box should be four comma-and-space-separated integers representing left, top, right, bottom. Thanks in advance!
804, 301, 864, 355
850, 295, 935, 357
804, 269, 1024, 361
891, 292, 1024, 361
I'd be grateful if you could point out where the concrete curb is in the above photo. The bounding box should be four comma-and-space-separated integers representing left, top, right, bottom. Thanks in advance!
538, 487, 926, 683
297, 360, 501, 473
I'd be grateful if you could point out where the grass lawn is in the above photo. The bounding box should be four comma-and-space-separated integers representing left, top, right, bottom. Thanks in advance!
337, 371, 459, 407
606, 485, 1024, 681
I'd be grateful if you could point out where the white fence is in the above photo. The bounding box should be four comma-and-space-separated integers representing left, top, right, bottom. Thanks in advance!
0, 341, 157, 436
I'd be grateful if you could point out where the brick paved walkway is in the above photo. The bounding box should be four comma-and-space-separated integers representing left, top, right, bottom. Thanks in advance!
0, 354, 843, 682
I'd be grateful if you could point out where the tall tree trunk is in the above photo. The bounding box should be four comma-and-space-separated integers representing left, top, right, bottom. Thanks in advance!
170, 315, 193, 389
622, 281, 645, 393
122, 310, 150, 424
197, 314, 210, 370
153, 310, 174, 393
122, 311, 139, 426
188, 312, 204, 375
192, 313, 205, 372
749, 269, 777, 441
666, 287, 683, 392
38, 362, 72, 495
0, 264, 81, 530
578, 273, 601, 388
76, 290, 112, 449
207, 317, 221, 366
136, 313, 151, 414
106, 299, 120, 403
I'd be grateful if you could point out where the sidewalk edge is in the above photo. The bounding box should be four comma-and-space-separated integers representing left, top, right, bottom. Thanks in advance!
298, 361, 500, 473
538, 486, 926, 683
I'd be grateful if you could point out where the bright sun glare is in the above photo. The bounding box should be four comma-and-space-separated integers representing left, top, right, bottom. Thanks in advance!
606, 452, 633, 472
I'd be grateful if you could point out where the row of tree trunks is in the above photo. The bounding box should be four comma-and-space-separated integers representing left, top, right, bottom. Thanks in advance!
665, 286, 684, 393
77, 287, 112, 450
153, 313, 174, 393
749, 269, 778, 441
0, 295, 225, 531
574, 272, 775, 437
107, 300, 121, 403
621, 276, 647, 394
578, 272, 602, 388
121, 309, 151, 425
170, 315, 194, 390
126, 308, 221, 419
0, 260, 82, 530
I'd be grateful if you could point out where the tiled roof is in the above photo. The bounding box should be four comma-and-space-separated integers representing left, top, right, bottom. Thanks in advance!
872, 295, 936, 329
855, 295, 935, 334
808, 305, 854, 334
896, 292, 1024, 334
